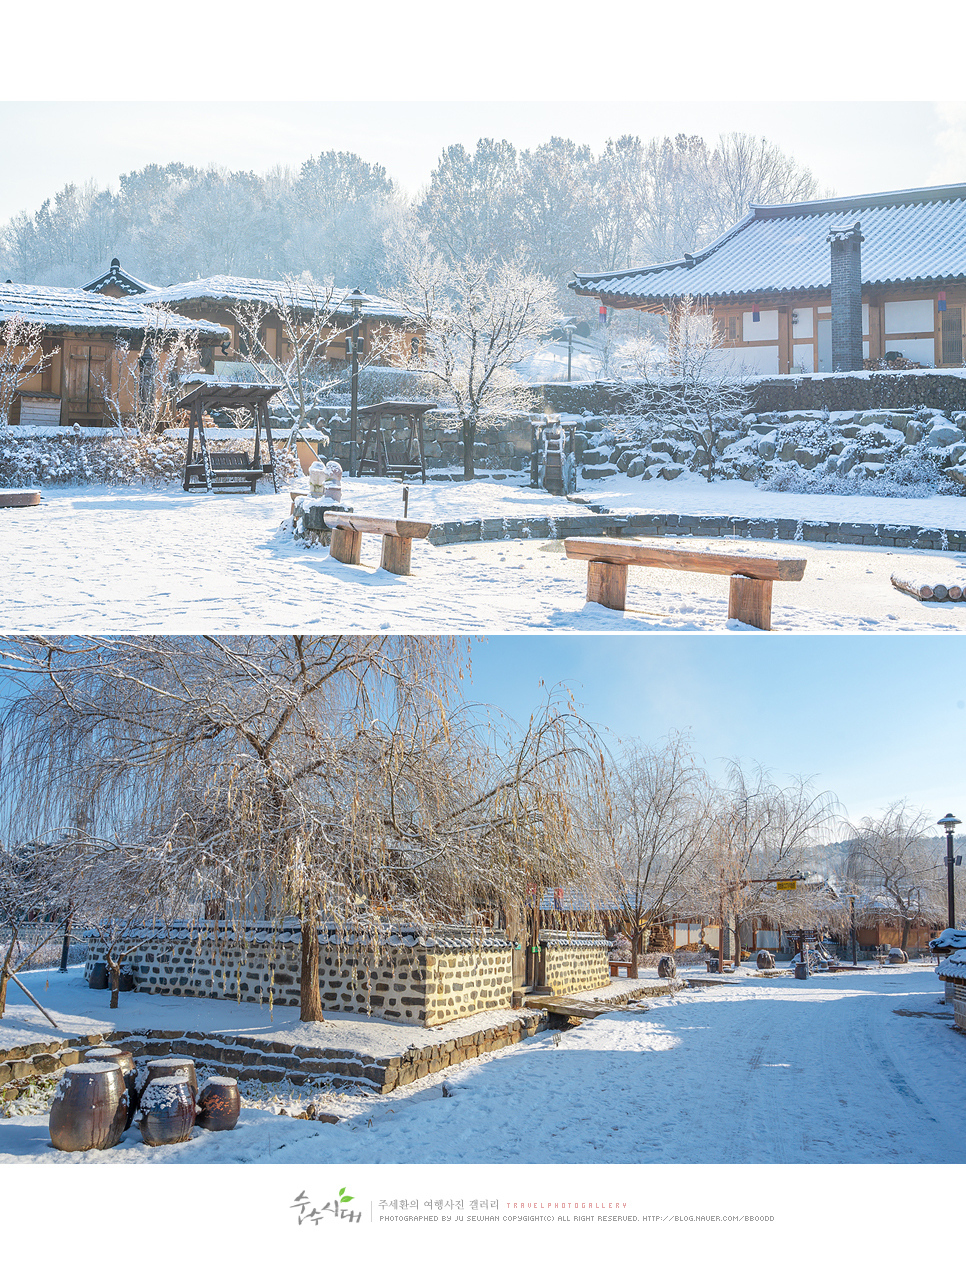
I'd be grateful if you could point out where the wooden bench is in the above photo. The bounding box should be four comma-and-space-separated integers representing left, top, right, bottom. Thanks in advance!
564, 537, 807, 630
323, 512, 432, 576
183, 451, 270, 494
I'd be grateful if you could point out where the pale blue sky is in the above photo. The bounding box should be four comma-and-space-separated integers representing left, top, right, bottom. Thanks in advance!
466, 635, 964, 827
0, 101, 962, 227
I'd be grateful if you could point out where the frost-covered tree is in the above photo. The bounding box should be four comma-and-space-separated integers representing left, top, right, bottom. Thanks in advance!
0, 636, 605, 1023
601, 734, 713, 977
0, 314, 56, 429
620, 295, 754, 481
390, 243, 556, 478
845, 803, 947, 950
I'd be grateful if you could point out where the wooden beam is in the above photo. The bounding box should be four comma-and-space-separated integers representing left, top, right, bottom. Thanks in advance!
329, 525, 363, 565
586, 560, 628, 610
728, 576, 774, 630
564, 538, 806, 582
323, 512, 432, 539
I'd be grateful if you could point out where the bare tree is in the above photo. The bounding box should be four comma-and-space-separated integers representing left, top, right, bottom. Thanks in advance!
846, 803, 946, 950
391, 242, 556, 478
98, 310, 201, 439
697, 762, 838, 965
620, 295, 753, 481
0, 839, 72, 1020
0, 314, 56, 430
601, 734, 712, 977
228, 275, 359, 447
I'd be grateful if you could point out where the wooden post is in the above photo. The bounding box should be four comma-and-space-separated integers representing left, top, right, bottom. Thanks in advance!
329, 525, 363, 565
380, 534, 413, 576
586, 560, 628, 611
728, 574, 773, 630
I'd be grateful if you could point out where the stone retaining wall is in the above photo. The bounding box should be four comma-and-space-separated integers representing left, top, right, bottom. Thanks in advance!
530, 373, 966, 417
0, 1012, 549, 1100
428, 510, 966, 553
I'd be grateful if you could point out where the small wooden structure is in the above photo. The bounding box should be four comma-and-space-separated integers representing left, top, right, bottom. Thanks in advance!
357, 400, 434, 483
564, 538, 807, 630
179, 381, 282, 494
530, 416, 577, 494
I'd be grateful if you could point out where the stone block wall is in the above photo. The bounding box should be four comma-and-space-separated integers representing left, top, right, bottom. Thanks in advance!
315, 409, 534, 473
85, 927, 514, 1027
539, 932, 611, 995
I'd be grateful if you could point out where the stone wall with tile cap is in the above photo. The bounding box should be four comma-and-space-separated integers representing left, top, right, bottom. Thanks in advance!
538, 931, 611, 995
84, 923, 516, 1026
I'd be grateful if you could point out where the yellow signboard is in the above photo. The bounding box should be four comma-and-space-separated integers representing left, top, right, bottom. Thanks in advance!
776, 880, 797, 891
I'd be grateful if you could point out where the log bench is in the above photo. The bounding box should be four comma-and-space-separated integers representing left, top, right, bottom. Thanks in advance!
323, 512, 432, 576
564, 537, 807, 630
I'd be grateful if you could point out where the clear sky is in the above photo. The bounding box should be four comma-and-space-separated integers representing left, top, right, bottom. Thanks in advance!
464, 634, 964, 829
0, 101, 962, 226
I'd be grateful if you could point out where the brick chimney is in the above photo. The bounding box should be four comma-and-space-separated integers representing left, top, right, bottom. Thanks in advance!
827, 221, 864, 372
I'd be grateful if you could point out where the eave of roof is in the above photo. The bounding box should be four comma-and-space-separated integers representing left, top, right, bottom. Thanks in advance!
0, 284, 229, 339
141, 276, 409, 322
571, 182, 966, 306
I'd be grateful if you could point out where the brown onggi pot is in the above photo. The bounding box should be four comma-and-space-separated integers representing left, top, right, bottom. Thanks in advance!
142, 1057, 198, 1100
138, 1077, 196, 1147
49, 1062, 128, 1152
86, 1047, 138, 1128
196, 1077, 241, 1131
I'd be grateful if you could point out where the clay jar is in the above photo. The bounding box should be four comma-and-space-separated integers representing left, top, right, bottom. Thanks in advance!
142, 1057, 198, 1100
196, 1077, 242, 1131
86, 1047, 138, 1128
49, 1062, 128, 1152
138, 1076, 196, 1146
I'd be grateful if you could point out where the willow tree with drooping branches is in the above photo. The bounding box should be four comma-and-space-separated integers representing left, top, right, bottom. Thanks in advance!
0, 636, 606, 1022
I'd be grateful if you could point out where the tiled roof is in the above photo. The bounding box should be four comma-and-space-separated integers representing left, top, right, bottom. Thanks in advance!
0, 283, 228, 338
83, 259, 158, 297
936, 947, 966, 982
571, 183, 966, 306
141, 276, 409, 322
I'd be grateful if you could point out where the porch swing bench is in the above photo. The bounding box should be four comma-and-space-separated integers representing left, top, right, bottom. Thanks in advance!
179, 381, 283, 494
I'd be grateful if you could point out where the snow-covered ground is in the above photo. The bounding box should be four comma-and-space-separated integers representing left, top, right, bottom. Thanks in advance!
4, 474, 966, 631
1, 964, 960, 1165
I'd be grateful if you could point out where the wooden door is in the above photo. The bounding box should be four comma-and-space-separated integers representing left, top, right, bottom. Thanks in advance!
65, 341, 113, 416
941, 307, 964, 366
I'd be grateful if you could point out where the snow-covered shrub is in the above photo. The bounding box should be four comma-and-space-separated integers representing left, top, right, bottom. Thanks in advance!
760, 448, 957, 498
0, 430, 298, 488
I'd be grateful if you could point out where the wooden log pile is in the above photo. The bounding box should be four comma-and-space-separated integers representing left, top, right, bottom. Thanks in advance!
891, 574, 965, 602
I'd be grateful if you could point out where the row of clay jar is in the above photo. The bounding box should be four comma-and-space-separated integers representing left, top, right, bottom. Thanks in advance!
48, 1048, 242, 1151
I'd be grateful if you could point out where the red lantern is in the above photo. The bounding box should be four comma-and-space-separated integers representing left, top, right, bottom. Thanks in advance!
939, 291, 948, 313
752, 304, 760, 323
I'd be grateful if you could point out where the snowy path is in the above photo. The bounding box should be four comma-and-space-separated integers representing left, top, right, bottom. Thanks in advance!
2, 967, 961, 1164
4, 483, 966, 631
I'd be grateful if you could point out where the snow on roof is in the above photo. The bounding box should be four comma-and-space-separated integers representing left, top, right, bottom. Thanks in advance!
930, 927, 966, 952
141, 276, 409, 322
83, 258, 159, 297
571, 182, 966, 305
936, 947, 966, 981
0, 283, 229, 338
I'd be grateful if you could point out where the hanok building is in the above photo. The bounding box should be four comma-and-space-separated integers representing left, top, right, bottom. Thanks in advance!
121, 274, 415, 376
0, 283, 228, 428
571, 182, 966, 375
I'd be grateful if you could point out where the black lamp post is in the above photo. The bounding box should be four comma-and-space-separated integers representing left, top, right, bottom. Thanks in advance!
847, 894, 858, 965
347, 288, 364, 477
937, 813, 962, 930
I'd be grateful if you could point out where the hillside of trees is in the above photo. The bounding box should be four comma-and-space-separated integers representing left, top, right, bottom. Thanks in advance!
1, 131, 820, 305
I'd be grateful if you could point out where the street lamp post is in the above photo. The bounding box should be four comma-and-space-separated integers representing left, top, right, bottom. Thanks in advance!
848, 894, 858, 966
937, 813, 962, 930
347, 288, 364, 478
